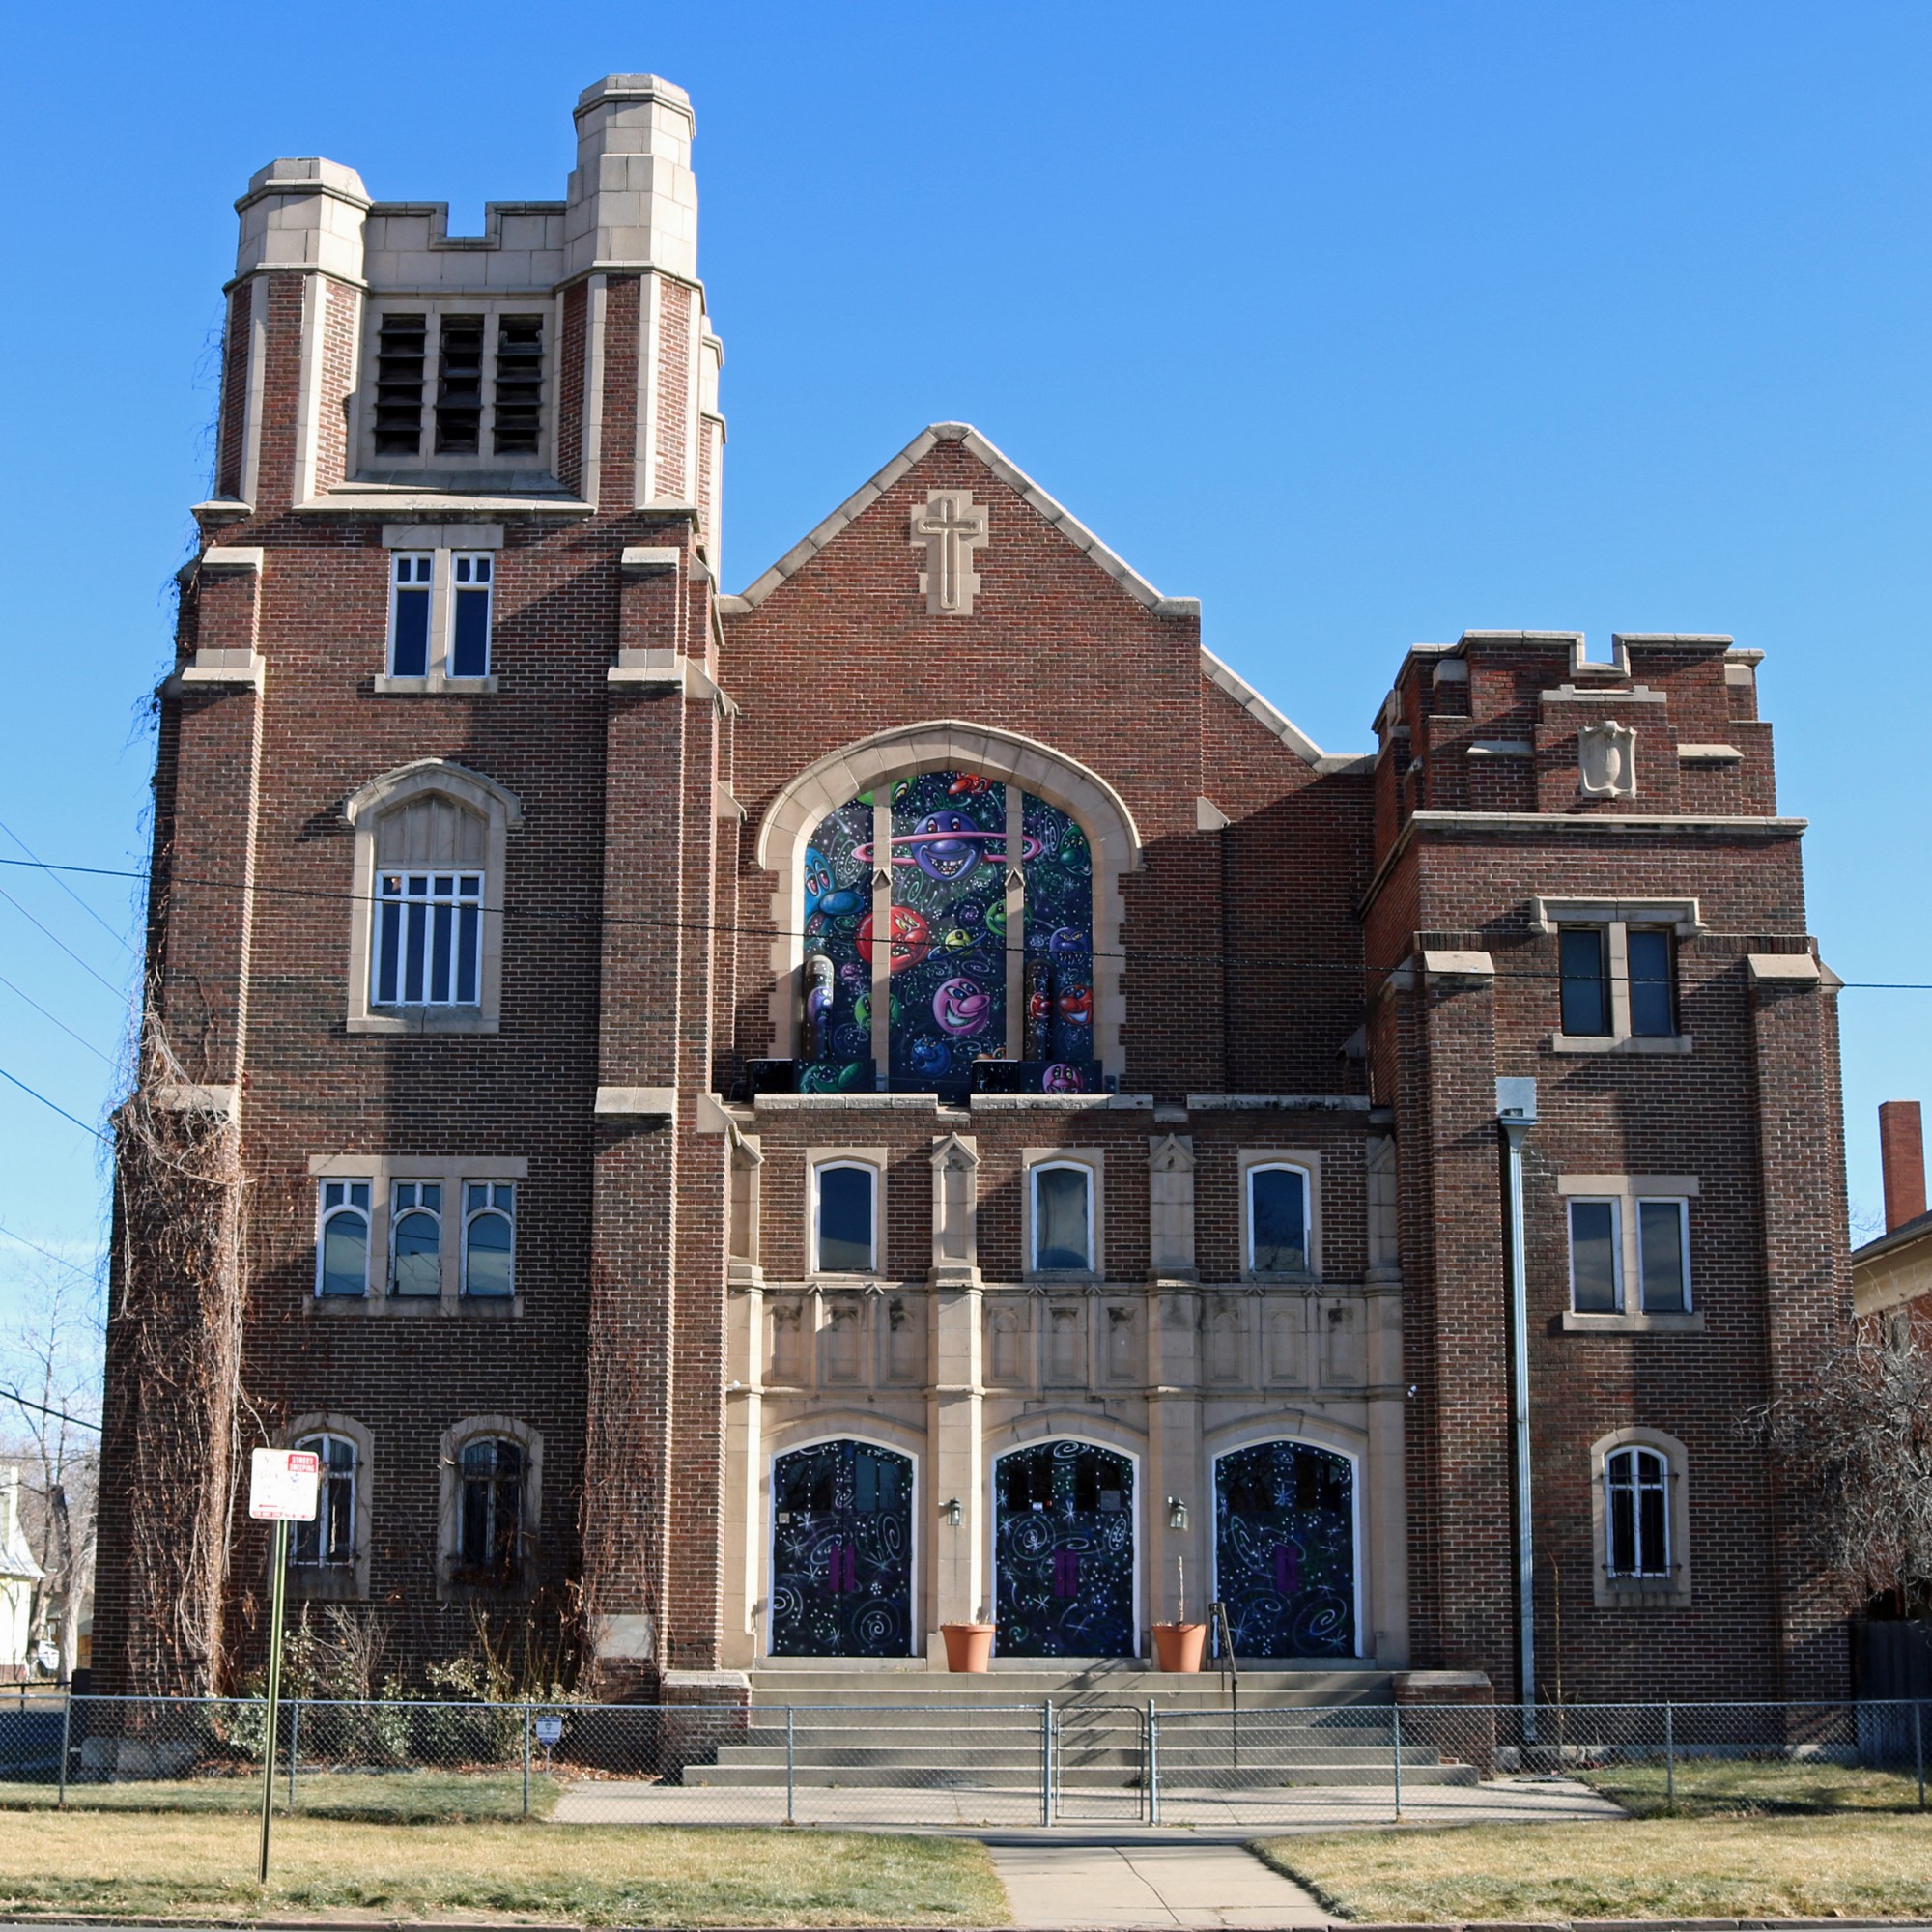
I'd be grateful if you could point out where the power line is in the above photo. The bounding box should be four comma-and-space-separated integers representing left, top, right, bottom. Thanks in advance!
0, 1224, 101, 1285
0, 971, 117, 1065
0, 1387, 101, 1434
0, 1065, 110, 1144
0, 816, 137, 958
0, 852, 1925, 989
0, 881, 126, 998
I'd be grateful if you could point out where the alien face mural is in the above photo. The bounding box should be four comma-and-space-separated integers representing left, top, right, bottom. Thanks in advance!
799, 772, 1097, 1095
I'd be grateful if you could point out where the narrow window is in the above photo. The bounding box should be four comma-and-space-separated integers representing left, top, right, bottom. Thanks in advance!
1627, 928, 1676, 1037
492, 314, 544, 455
449, 554, 493, 677
1637, 1198, 1690, 1313
373, 312, 427, 455
388, 554, 434, 677
1033, 1163, 1094, 1272
434, 314, 486, 455
1559, 927, 1610, 1036
463, 1182, 516, 1297
1248, 1164, 1310, 1273
814, 1164, 875, 1273
372, 871, 483, 1007
1605, 1445, 1671, 1577
390, 1181, 442, 1297
291, 1433, 356, 1568
317, 1180, 371, 1297
1568, 1197, 1621, 1312
458, 1436, 524, 1578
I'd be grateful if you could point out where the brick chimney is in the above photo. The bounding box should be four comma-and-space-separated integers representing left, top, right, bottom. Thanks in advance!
1879, 1100, 1926, 1232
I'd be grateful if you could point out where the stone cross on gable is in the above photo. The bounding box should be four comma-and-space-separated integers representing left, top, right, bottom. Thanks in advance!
909, 489, 989, 616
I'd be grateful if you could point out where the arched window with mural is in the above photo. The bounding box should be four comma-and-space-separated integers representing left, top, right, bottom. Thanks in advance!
799, 770, 1095, 1096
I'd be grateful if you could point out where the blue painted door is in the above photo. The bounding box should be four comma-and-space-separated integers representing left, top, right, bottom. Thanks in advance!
769, 1439, 914, 1656
1213, 1440, 1355, 1658
995, 1440, 1136, 1657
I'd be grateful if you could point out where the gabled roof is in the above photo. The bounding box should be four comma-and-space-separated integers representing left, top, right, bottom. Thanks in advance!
718, 421, 1370, 773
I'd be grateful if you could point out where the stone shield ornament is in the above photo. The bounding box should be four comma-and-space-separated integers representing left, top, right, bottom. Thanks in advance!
1578, 719, 1637, 798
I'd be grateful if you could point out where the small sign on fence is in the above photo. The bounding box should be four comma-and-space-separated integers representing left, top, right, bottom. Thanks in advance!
534, 1716, 564, 1747
249, 1448, 320, 1522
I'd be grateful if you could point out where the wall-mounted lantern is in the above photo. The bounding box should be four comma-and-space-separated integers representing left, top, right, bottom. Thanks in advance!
943, 1496, 963, 1528
1167, 1497, 1189, 1532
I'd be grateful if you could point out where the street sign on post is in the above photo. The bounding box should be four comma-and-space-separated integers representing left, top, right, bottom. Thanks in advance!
249, 1450, 318, 1887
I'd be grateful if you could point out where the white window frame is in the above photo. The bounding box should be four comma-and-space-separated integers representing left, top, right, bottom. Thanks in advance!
461, 1181, 518, 1299
315, 1179, 373, 1299
386, 552, 435, 677
1532, 897, 1701, 1055
448, 552, 495, 678
290, 1430, 359, 1570
1026, 1153, 1100, 1277
285, 1413, 374, 1602
808, 1153, 882, 1278
1635, 1195, 1692, 1315
308, 1155, 529, 1319
376, 534, 502, 695
371, 868, 485, 1009
389, 1180, 443, 1298
1238, 1151, 1322, 1280
1589, 1427, 1692, 1606
355, 301, 556, 479
1566, 1195, 1624, 1315
345, 760, 522, 1037
1558, 1176, 1704, 1332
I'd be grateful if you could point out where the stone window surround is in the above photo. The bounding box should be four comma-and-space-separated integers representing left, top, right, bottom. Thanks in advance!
1532, 896, 1702, 1056
354, 301, 557, 483
283, 1412, 374, 1604
308, 1153, 529, 1316
759, 1419, 925, 1649
375, 525, 504, 696
438, 1413, 544, 1601
1236, 1149, 1324, 1282
1024, 1147, 1105, 1281
755, 721, 1143, 1078
1588, 1425, 1693, 1608
344, 759, 523, 1035
1556, 1174, 1703, 1332
806, 1145, 887, 1281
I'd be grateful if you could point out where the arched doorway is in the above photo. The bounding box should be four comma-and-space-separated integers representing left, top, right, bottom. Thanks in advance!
1213, 1440, 1356, 1658
994, 1440, 1136, 1657
769, 1439, 914, 1657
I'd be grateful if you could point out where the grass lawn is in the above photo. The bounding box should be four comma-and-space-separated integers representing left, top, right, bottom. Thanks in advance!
1255, 1812, 1932, 1923
0, 1810, 1009, 1926
1579, 1756, 1928, 1817
0, 1768, 558, 1822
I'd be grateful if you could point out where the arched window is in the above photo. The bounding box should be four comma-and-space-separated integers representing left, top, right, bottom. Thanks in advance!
390, 1181, 441, 1297
316, 1180, 372, 1298
1247, 1164, 1311, 1274
813, 1162, 876, 1274
345, 760, 522, 1035
1032, 1161, 1094, 1273
1604, 1445, 1671, 1579
799, 770, 1096, 1095
457, 1435, 524, 1579
292, 1432, 357, 1569
463, 1183, 516, 1297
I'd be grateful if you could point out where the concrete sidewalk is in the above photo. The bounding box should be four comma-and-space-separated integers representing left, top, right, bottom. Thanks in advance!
986, 1838, 1329, 1929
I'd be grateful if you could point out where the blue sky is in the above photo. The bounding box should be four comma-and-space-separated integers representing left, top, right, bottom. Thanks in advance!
1, 1, 1927, 1328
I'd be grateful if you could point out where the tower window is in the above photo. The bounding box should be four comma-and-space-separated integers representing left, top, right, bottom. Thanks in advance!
373, 313, 427, 455
1637, 1197, 1690, 1313
1567, 1197, 1622, 1312
434, 314, 486, 454
813, 1163, 876, 1273
373, 871, 483, 1008
450, 554, 493, 677
1247, 1164, 1310, 1274
388, 553, 434, 677
1559, 927, 1611, 1037
1032, 1162, 1094, 1273
1628, 928, 1675, 1037
493, 315, 545, 454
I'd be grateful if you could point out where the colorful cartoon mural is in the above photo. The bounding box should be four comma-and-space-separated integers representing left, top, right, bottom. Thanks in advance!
799, 772, 1097, 1096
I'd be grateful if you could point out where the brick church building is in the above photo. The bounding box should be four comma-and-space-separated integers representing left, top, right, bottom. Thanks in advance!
94, 74, 1854, 1707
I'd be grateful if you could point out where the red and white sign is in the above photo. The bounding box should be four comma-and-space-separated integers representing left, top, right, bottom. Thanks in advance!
249, 1448, 320, 1521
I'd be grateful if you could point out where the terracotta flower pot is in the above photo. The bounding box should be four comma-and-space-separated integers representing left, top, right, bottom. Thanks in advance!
940, 1622, 995, 1672
1151, 1621, 1207, 1672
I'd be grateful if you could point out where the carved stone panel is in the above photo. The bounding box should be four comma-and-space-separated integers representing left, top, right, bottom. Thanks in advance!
1264, 1294, 1309, 1387
822, 1296, 864, 1383
1321, 1298, 1365, 1387
883, 1293, 923, 1383
987, 1300, 1028, 1387
1045, 1302, 1086, 1385
930, 1132, 980, 1285
1103, 1301, 1140, 1383
1578, 719, 1637, 799
1148, 1134, 1197, 1278
1206, 1293, 1249, 1386
768, 1296, 806, 1385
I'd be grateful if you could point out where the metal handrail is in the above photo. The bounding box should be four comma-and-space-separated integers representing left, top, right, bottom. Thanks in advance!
1209, 1599, 1239, 1769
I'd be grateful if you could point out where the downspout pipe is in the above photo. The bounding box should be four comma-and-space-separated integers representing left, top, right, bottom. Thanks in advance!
1496, 1077, 1538, 1741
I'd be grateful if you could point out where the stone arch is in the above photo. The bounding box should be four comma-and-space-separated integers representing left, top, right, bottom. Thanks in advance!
756, 722, 1143, 1074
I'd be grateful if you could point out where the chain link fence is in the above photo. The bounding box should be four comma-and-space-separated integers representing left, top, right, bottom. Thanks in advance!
0, 1690, 1926, 1829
